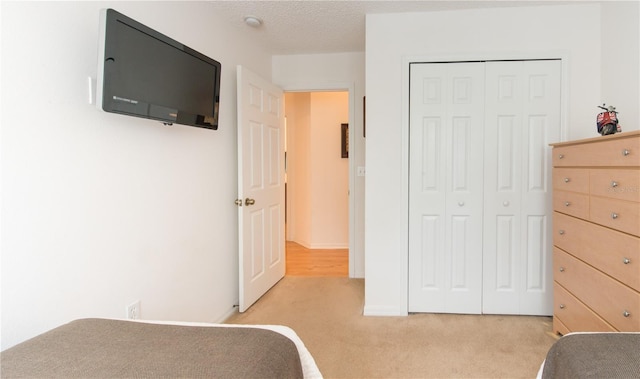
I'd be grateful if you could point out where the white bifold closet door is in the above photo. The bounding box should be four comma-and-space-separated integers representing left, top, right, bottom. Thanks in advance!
408, 60, 561, 315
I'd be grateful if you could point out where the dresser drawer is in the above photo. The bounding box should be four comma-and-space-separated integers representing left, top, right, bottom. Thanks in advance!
553, 168, 589, 193
553, 190, 589, 218
554, 212, 640, 291
554, 248, 640, 331
590, 196, 640, 236
553, 282, 616, 333
590, 169, 640, 202
553, 134, 640, 167
552, 315, 570, 336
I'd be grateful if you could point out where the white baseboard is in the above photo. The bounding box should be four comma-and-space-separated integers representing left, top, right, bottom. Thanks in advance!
363, 305, 408, 317
289, 240, 348, 249
216, 305, 239, 323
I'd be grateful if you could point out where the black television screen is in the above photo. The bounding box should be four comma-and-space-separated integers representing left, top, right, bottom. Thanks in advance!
97, 9, 221, 130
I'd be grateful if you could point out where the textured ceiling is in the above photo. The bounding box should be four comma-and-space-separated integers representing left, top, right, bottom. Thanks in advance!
207, 0, 578, 54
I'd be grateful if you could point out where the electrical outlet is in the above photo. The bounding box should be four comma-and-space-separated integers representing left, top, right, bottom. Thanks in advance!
126, 300, 141, 320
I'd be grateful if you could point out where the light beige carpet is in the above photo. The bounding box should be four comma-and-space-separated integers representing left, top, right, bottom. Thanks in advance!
225, 277, 559, 378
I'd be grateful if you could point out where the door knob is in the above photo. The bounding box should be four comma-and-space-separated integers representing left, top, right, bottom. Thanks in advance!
245, 198, 256, 206
234, 199, 243, 207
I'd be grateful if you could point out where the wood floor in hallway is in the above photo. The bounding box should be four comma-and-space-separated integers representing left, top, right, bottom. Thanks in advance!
285, 241, 348, 277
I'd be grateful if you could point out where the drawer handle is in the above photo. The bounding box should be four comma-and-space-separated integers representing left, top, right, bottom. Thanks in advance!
611, 181, 618, 188
559, 304, 566, 309
623, 258, 631, 264
623, 310, 631, 318
564, 177, 570, 183
559, 230, 565, 235
559, 267, 565, 272
565, 201, 571, 207
611, 213, 619, 220
559, 154, 564, 159
622, 149, 630, 156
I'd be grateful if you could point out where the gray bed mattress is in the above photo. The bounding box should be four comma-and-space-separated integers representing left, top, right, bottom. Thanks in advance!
541, 333, 640, 379
1, 318, 305, 378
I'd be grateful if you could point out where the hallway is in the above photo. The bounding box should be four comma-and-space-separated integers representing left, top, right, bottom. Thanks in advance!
285, 241, 348, 277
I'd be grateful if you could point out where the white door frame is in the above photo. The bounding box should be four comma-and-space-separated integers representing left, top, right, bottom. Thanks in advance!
401, 52, 569, 314
281, 82, 356, 278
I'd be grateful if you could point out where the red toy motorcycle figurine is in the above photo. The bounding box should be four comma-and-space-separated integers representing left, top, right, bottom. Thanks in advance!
597, 103, 620, 136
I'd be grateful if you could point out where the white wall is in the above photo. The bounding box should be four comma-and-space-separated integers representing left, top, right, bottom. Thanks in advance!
601, 1, 640, 131
309, 92, 350, 247
1, 1, 272, 349
273, 52, 366, 277
364, 3, 640, 315
286, 92, 349, 248
285, 92, 312, 245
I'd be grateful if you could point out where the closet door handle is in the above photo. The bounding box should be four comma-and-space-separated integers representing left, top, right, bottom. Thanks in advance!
245, 198, 256, 206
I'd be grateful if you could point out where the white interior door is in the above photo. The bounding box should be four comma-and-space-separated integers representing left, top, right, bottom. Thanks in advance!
237, 66, 285, 312
408, 62, 485, 314
482, 60, 561, 315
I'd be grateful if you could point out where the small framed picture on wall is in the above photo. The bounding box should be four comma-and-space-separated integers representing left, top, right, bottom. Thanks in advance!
341, 123, 349, 158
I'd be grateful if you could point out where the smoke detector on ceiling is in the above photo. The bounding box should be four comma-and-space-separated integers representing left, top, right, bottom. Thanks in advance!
244, 16, 263, 28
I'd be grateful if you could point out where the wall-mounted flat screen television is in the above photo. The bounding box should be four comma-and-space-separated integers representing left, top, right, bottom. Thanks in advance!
97, 8, 221, 130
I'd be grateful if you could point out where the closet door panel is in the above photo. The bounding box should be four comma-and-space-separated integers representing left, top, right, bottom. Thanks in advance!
446, 64, 484, 314
408, 63, 449, 312
482, 61, 524, 314
519, 60, 560, 315
409, 62, 484, 313
483, 60, 561, 315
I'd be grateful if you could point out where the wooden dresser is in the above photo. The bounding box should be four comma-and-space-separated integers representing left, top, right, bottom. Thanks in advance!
550, 130, 640, 335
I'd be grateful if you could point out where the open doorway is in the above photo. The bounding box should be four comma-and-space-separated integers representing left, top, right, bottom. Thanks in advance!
284, 91, 349, 277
